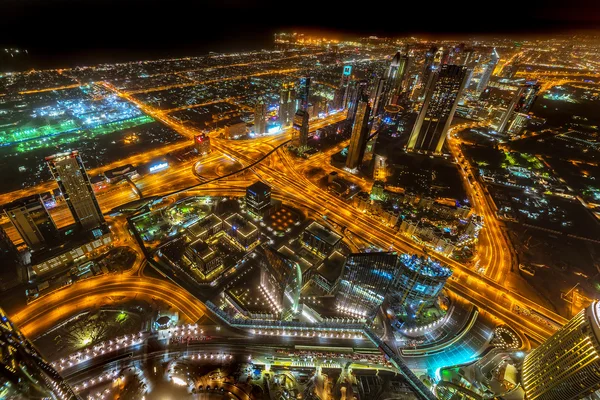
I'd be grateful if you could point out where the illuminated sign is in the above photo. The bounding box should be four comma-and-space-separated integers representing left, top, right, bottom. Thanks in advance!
149, 162, 169, 173
343, 65, 352, 76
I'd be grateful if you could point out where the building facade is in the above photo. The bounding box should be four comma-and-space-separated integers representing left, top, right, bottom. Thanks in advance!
522, 301, 600, 400
254, 97, 267, 135
3, 195, 59, 251
246, 181, 272, 217
407, 65, 468, 154
345, 94, 371, 170
46, 151, 104, 230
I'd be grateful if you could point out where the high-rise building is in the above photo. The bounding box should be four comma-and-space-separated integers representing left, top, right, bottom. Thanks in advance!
346, 80, 368, 122
497, 86, 524, 133
370, 76, 386, 117
340, 65, 352, 108
373, 154, 388, 181
246, 181, 272, 217
0, 308, 79, 399
336, 252, 398, 318
476, 48, 499, 93
46, 151, 104, 230
254, 97, 267, 135
382, 52, 409, 106
292, 110, 309, 149
516, 82, 541, 113
4, 195, 59, 252
279, 83, 296, 126
297, 76, 310, 113
414, 45, 439, 101
522, 301, 600, 400
346, 94, 371, 170
407, 65, 468, 154
389, 254, 452, 313
194, 133, 211, 155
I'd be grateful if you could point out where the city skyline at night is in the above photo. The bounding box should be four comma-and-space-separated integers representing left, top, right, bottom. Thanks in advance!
1, 2, 600, 399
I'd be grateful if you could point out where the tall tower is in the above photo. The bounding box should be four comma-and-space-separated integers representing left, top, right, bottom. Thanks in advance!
407, 65, 468, 154
0, 308, 79, 399
254, 97, 267, 135
345, 94, 371, 170
476, 48, 499, 93
522, 301, 600, 400
346, 80, 368, 122
46, 151, 104, 231
4, 195, 59, 251
292, 110, 309, 149
496, 86, 524, 133
382, 52, 409, 107
297, 76, 310, 113
278, 84, 291, 127
370, 77, 386, 117
414, 45, 439, 101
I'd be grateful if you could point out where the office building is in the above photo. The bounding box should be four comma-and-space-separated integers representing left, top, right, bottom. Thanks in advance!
246, 181, 272, 217
292, 110, 309, 148
46, 151, 104, 230
340, 64, 352, 109
4, 195, 59, 251
223, 119, 247, 139
382, 52, 409, 106
336, 252, 398, 318
346, 80, 368, 122
194, 133, 211, 155
278, 83, 295, 126
476, 48, 499, 93
0, 227, 23, 289
522, 301, 600, 400
407, 65, 468, 154
507, 112, 530, 136
0, 308, 79, 399
254, 97, 267, 135
345, 94, 371, 170
257, 245, 303, 315
414, 45, 439, 100
497, 86, 524, 133
301, 221, 342, 257
370, 76, 386, 117
223, 213, 260, 249
390, 254, 452, 312
373, 154, 388, 181
516, 82, 541, 113
297, 76, 310, 112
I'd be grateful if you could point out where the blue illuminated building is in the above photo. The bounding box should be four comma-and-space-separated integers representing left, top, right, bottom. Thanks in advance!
391, 254, 452, 312
245, 181, 272, 217
336, 252, 398, 319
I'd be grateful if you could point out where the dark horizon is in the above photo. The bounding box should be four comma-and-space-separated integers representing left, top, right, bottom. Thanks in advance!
2, 0, 600, 71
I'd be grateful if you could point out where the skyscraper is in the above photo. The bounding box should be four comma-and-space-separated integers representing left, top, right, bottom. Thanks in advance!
345, 94, 371, 170
407, 65, 468, 154
246, 181, 272, 217
382, 52, 409, 107
476, 48, 499, 93
0, 308, 79, 399
292, 110, 309, 149
278, 84, 294, 127
346, 80, 368, 122
46, 151, 104, 231
516, 82, 541, 113
297, 76, 310, 113
496, 86, 524, 133
340, 64, 352, 109
4, 195, 59, 252
336, 252, 398, 318
254, 97, 267, 135
414, 45, 439, 101
370, 76, 386, 117
522, 301, 600, 400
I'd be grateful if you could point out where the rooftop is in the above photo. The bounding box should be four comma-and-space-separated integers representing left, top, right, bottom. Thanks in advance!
399, 253, 453, 278
304, 222, 342, 247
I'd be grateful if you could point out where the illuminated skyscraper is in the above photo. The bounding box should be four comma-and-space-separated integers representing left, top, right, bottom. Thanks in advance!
0, 308, 78, 399
497, 86, 524, 133
340, 64, 352, 108
256, 246, 302, 316
476, 48, 499, 93
414, 45, 439, 100
4, 195, 59, 252
297, 76, 310, 112
346, 80, 368, 122
370, 76, 386, 117
246, 181, 271, 217
382, 52, 409, 106
516, 82, 540, 113
407, 65, 468, 154
254, 97, 267, 135
279, 84, 295, 126
522, 301, 600, 400
336, 252, 398, 318
292, 110, 309, 149
345, 94, 371, 170
46, 151, 104, 230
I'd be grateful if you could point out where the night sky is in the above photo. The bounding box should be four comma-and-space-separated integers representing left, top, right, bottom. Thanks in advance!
2, 0, 600, 69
